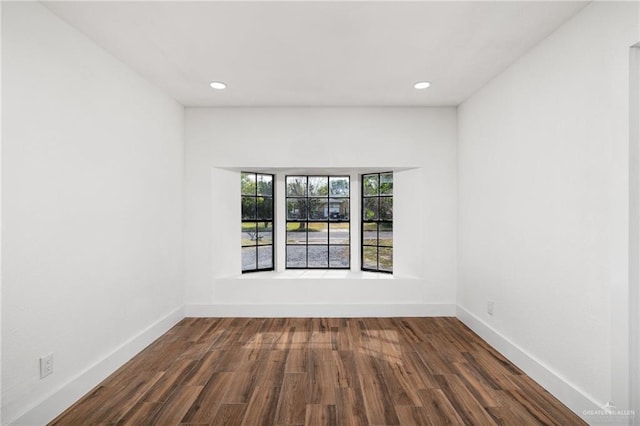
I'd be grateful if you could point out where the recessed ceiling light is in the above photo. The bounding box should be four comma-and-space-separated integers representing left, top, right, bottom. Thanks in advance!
209, 81, 227, 90
414, 81, 431, 90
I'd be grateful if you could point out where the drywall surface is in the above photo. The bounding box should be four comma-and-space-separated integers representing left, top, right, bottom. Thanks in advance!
184, 107, 457, 313
630, 42, 640, 424
2, 2, 184, 423
0, 2, 4, 423
0, 3, 2, 423
458, 0, 639, 414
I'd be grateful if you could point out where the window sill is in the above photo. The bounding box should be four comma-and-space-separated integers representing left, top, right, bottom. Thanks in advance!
236, 270, 405, 280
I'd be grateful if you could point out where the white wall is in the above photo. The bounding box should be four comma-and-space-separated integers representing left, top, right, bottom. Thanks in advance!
2, 3, 184, 423
630, 42, 640, 424
184, 108, 457, 315
458, 0, 639, 417
0, 2, 4, 423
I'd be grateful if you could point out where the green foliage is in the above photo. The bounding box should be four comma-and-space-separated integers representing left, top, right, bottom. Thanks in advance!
379, 197, 392, 220
380, 173, 393, 195
241, 173, 256, 195
363, 172, 392, 196
287, 199, 307, 220
242, 196, 272, 221
257, 175, 273, 196
363, 175, 378, 196
329, 177, 349, 197
379, 222, 393, 231
242, 172, 272, 197
309, 177, 329, 196
241, 196, 256, 219
256, 197, 272, 220
242, 222, 272, 232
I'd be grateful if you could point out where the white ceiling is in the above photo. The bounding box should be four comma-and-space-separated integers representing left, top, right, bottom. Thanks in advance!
44, 1, 588, 107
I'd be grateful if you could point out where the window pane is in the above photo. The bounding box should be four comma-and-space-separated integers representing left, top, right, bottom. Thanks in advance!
363, 198, 378, 221
361, 172, 392, 274
286, 222, 307, 244
362, 246, 378, 270
287, 246, 307, 268
330, 246, 349, 268
286, 175, 350, 270
308, 223, 328, 245
379, 222, 393, 247
257, 174, 273, 196
257, 197, 273, 220
329, 198, 349, 220
258, 222, 273, 245
363, 222, 377, 246
287, 199, 307, 220
308, 246, 329, 268
379, 197, 393, 221
242, 172, 274, 273
308, 198, 328, 220
242, 197, 256, 220
379, 247, 393, 272
242, 247, 257, 271
308, 177, 328, 196
287, 176, 307, 197
241, 222, 258, 246
329, 177, 349, 197
240, 172, 274, 273
241, 173, 256, 196
363, 175, 378, 196
329, 223, 349, 244
380, 173, 393, 195
257, 246, 273, 269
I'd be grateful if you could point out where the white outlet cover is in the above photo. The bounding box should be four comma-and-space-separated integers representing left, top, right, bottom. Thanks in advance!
40, 353, 53, 378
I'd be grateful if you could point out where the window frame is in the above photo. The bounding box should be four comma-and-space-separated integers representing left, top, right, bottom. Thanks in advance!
285, 175, 351, 269
241, 171, 275, 273
361, 172, 393, 274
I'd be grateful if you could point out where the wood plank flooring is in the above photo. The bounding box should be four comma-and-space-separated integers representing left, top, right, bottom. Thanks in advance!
50, 317, 586, 425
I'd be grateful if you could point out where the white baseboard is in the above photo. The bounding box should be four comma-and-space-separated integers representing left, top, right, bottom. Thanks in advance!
185, 303, 456, 318
456, 305, 602, 423
9, 306, 185, 426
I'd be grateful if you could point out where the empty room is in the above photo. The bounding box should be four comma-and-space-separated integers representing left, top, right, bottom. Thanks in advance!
2, 0, 639, 425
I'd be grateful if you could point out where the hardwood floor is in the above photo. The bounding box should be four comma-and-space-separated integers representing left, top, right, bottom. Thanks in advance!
50, 317, 586, 425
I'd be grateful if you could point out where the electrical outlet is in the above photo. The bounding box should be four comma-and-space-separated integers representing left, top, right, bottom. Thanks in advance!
40, 353, 53, 378
487, 300, 495, 316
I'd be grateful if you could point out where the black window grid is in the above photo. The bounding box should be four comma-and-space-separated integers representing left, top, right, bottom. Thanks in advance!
241, 172, 275, 273
285, 175, 351, 269
361, 172, 393, 273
